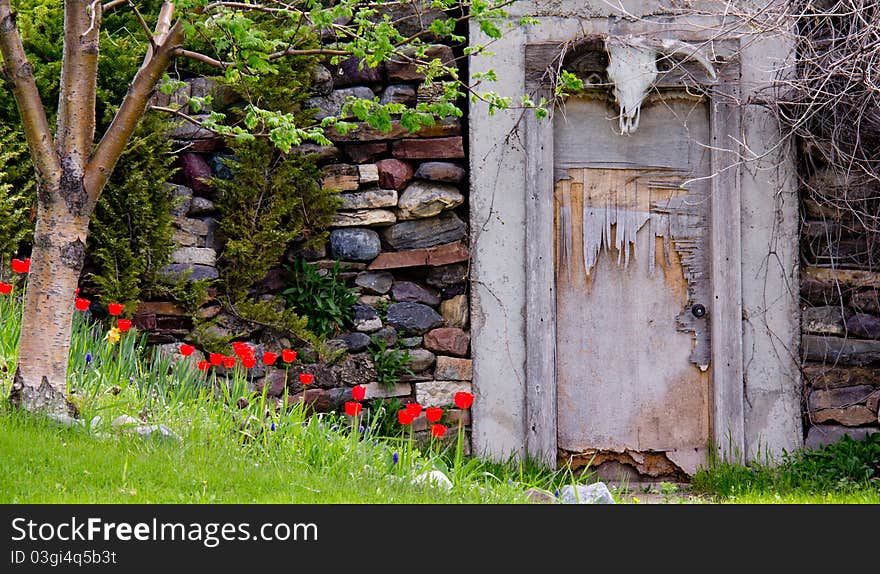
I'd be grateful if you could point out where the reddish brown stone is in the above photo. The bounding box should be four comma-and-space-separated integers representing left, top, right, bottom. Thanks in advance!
326, 119, 460, 142
136, 301, 187, 316
132, 314, 157, 330
386, 45, 456, 82
424, 327, 470, 357
376, 159, 414, 191
321, 164, 360, 191
344, 142, 388, 163
178, 153, 214, 195
287, 388, 333, 414
368, 241, 469, 270
392, 137, 465, 160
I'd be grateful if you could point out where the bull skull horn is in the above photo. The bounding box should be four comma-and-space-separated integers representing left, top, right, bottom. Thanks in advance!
605, 36, 716, 135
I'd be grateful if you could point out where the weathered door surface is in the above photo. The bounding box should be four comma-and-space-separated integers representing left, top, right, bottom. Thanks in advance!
554, 95, 712, 478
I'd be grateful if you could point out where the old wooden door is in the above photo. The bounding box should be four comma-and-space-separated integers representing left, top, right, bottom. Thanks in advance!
554, 95, 713, 478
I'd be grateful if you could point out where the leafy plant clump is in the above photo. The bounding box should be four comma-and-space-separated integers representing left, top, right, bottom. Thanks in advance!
369, 336, 413, 392
281, 259, 358, 340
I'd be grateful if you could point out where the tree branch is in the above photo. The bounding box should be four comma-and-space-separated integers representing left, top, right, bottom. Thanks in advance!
174, 48, 226, 68
102, 0, 126, 11
84, 18, 185, 200
0, 0, 60, 188
57, 0, 102, 175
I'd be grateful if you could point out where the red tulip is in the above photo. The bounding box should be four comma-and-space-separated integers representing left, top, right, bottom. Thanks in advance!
405, 403, 422, 418
209, 353, 223, 366
281, 349, 297, 363
398, 410, 414, 425
75, 297, 90, 311
179, 344, 195, 356
223, 356, 236, 369
0, 282, 11, 295
299, 373, 314, 385
242, 355, 257, 369
344, 401, 362, 417
197, 361, 211, 371
425, 407, 443, 423
351, 385, 366, 401
454, 391, 475, 409
262, 352, 278, 365
431, 424, 448, 438
117, 319, 132, 332
107, 302, 123, 316
232, 341, 252, 357
11, 257, 30, 273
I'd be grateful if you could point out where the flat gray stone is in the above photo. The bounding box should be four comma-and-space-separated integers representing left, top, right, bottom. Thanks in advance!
167, 184, 193, 217
391, 281, 440, 305
356, 271, 394, 294
158, 263, 219, 282
188, 196, 216, 216
338, 188, 398, 210
407, 348, 436, 373
426, 263, 468, 290
414, 162, 466, 184
330, 228, 381, 262
560, 483, 615, 504
805, 424, 879, 449
353, 304, 383, 333
380, 84, 417, 106
386, 302, 444, 335
339, 332, 372, 352
171, 247, 216, 267
801, 306, 845, 336
381, 212, 466, 250
306, 87, 375, 120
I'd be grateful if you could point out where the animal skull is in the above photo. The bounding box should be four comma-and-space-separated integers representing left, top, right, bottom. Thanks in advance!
605, 36, 717, 135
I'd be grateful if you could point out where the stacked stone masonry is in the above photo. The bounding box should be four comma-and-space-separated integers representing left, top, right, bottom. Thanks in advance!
136, 8, 472, 441
800, 160, 880, 448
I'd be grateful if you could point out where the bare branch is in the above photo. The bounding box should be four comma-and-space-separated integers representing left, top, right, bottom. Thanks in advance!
0, 0, 60, 188
174, 48, 226, 68
127, 0, 157, 50
101, 0, 126, 11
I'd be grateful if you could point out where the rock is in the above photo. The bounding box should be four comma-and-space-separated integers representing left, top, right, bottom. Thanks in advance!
168, 115, 220, 151
845, 313, 880, 339
801, 277, 846, 307
257, 370, 288, 397
287, 240, 327, 261
802, 335, 880, 366
338, 189, 398, 210
805, 424, 879, 449
356, 271, 394, 294
137, 301, 188, 316
328, 57, 383, 87
188, 197, 216, 216
178, 153, 214, 195
174, 216, 209, 237
560, 483, 615, 504
154, 342, 206, 369
343, 142, 387, 163
312, 64, 333, 96
336, 352, 378, 386
171, 247, 217, 267
803, 266, 880, 289
381, 212, 466, 250
370, 1, 447, 36
172, 229, 200, 247
321, 163, 361, 191
397, 180, 464, 220
392, 137, 465, 159
426, 263, 468, 290
811, 406, 877, 426
415, 380, 472, 407
434, 356, 472, 381
417, 83, 446, 105
291, 143, 341, 163
207, 153, 235, 180
158, 263, 219, 282
371, 326, 398, 347
353, 304, 383, 333
112, 415, 141, 428
850, 290, 880, 315
412, 470, 453, 490
386, 45, 455, 82
306, 87, 376, 120
392, 281, 440, 305
400, 336, 422, 348
203, 217, 221, 250
340, 332, 372, 353
424, 327, 470, 356
168, 184, 193, 217
801, 306, 845, 336
132, 424, 180, 442
386, 302, 444, 335
525, 488, 559, 504
329, 228, 382, 262
369, 241, 469, 270
414, 161, 466, 184
377, 159, 415, 190
361, 382, 412, 399
809, 385, 878, 411
407, 348, 436, 373
805, 364, 880, 389
440, 294, 469, 328
359, 294, 390, 308
380, 84, 417, 105
359, 164, 379, 184
260, 268, 286, 292
288, 388, 334, 414
326, 118, 460, 142
330, 210, 397, 227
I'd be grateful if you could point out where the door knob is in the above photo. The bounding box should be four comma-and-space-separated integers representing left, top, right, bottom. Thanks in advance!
691, 304, 706, 318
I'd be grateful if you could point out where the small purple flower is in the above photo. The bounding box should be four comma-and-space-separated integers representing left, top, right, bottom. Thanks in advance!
554, 489, 560, 498
331, 425, 338, 432
358, 425, 365, 434
271, 422, 276, 431
392, 452, 399, 465
85, 352, 92, 366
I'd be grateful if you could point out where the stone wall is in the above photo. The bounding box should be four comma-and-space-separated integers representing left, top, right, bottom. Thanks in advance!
799, 157, 880, 448
133, 18, 473, 441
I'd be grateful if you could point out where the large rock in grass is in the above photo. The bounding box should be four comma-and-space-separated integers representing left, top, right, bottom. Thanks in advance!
386, 302, 443, 335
